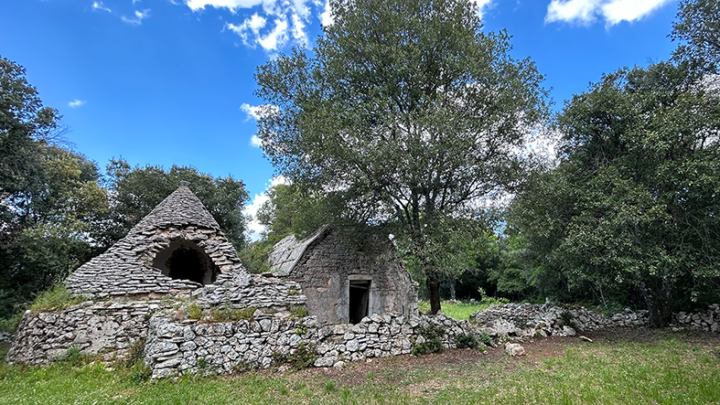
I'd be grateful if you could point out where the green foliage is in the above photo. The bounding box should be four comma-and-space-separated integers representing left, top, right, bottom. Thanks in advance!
480, 331, 493, 347
295, 325, 308, 336
257, 184, 331, 240
30, 284, 87, 312
255, 0, 549, 315
209, 306, 256, 322
232, 361, 252, 374
454, 333, 480, 350
671, 0, 720, 73
0, 312, 23, 333
289, 305, 308, 318
273, 343, 318, 371
559, 311, 579, 331
511, 62, 720, 325
237, 240, 274, 274
412, 324, 445, 356
186, 303, 203, 320
197, 357, 207, 369
105, 158, 249, 249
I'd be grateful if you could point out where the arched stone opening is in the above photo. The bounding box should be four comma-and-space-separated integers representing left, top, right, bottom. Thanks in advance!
152, 240, 218, 285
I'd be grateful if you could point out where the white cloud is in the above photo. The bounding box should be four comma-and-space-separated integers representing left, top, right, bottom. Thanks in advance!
600, 0, 674, 25
226, 13, 267, 46
291, 13, 308, 45
545, 0, 673, 26
122, 9, 151, 25
250, 134, 263, 148
257, 18, 289, 51
472, 0, 494, 19
546, 0, 602, 24
184, 0, 264, 12
244, 176, 289, 240
240, 103, 279, 120
68, 99, 86, 108
92, 1, 112, 12
318, 0, 333, 27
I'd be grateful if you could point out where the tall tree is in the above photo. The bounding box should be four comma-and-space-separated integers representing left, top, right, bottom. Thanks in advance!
511, 63, 720, 326
105, 159, 250, 249
255, 0, 548, 313
671, 0, 720, 73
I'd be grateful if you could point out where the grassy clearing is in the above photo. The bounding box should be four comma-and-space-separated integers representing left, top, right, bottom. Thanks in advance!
419, 298, 508, 320
1, 332, 718, 404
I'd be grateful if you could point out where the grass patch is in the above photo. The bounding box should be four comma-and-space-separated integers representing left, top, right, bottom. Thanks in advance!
30, 284, 88, 313
0, 332, 719, 404
209, 306, 256, 322
419, 298, 508, 320
0, 312, 24, 333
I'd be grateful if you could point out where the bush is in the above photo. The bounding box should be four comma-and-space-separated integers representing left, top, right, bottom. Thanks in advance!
0, 312, 24, 333
273, 343, 317, 371
454, 332, 480, 349
480, 330, 493, 346
30, 284, 88, 312
412, 324, 445, 356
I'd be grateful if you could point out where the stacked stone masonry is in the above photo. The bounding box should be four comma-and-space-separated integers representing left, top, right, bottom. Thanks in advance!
66, 185, 248, 299
144, 312, 473, 378
6, 300, 168, 365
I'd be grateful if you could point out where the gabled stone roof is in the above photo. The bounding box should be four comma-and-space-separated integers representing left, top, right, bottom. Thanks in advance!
267, 228, 328, 277
67, 184, 248, 298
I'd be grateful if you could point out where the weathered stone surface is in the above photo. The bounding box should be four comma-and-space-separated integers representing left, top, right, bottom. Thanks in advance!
268, 230, 418, 326
504, 343, 525, 356
6, 301, 169, 365
66, 185, 249, 299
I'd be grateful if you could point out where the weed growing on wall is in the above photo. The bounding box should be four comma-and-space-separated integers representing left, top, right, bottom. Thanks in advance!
30, 284, 88, 313
454, 333, 481, 350
412, 324, 445, 355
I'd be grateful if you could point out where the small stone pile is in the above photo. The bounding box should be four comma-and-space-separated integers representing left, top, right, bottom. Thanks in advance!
6, 300, 170, 365
471, 303, 649, 338
144, 311, 475, 378
675, 304, 720, 332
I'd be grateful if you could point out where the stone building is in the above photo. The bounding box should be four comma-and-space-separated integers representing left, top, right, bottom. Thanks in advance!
268, 228, 418, 326
66, 181, 249, 298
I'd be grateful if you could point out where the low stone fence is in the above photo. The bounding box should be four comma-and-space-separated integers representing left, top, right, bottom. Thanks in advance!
6, 300, 170, 365
675, 304, 720, 332
144, 312, 475, 378
471, 303, 720, 337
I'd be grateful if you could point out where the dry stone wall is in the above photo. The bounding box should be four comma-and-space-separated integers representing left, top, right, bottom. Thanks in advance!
6, 274, 305, 365
6, 300, 171, 365
144, 311, 474, 378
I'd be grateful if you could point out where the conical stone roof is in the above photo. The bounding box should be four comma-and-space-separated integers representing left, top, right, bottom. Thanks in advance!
67, 183, 247, 299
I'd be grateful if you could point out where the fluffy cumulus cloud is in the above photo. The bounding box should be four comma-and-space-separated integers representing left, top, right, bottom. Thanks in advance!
68, 99, 86, 108
472, 0, 495, 19
243, 176, 289, 240
184, 0, 312, 52
122, 9, 151, 25
545, 0, 673, 26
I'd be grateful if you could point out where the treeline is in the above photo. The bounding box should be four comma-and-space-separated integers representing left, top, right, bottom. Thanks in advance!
0, 57, 249, 319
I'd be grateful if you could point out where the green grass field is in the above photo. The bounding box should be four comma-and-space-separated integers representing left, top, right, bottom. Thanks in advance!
2, 330, 719, 404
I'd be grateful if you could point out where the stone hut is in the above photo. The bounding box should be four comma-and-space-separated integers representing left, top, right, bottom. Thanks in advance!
67, 181, 249, 298
268, 228, 418, 326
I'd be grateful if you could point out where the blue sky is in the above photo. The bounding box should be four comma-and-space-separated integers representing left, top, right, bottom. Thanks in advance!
0, 0, 681, 237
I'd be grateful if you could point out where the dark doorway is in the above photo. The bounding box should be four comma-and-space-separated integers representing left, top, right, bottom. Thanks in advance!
152, 240, 218, 285
349, 280, 371, 324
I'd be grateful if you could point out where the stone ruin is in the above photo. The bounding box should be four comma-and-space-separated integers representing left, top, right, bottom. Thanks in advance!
5, 183, 720, 377
267, 228, 419, 326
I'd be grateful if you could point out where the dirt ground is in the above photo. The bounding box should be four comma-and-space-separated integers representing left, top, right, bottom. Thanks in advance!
275, 328, 720, 388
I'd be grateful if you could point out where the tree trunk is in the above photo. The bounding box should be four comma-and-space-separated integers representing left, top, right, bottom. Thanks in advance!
639, 278, 673, 327
426, 272, 441, 315
449, 279, 456, 301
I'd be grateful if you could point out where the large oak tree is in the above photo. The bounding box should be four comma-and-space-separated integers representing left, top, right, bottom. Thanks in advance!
254, 0, 548, 313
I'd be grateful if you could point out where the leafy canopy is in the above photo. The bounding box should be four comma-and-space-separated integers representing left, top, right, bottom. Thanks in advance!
255, 0, 548, 312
